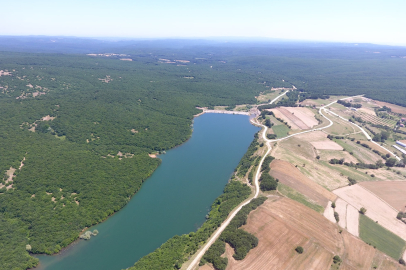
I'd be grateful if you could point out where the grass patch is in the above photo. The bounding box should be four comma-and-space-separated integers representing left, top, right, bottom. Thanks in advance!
277, 184, 324, 213
272, 124, 290, 138
269, 115, 283, 125
359, 214, 406, 259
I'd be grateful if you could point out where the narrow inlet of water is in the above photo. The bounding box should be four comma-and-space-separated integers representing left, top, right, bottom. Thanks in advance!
37, 113, 259, 270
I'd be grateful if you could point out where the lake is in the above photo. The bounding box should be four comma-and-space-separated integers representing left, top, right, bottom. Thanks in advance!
37, 113, 259, 270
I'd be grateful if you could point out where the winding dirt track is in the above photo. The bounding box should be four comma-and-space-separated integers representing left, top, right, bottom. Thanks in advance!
186, 94, 399, 270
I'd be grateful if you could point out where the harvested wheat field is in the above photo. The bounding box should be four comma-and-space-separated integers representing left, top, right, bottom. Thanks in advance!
270, 159, 336, 207
224, 197, 385, 270
360, 181, 406, 212
374, 251, 406, 270
340, 230, 376, 270
333, 184, 406, 240
346, 204, 359, 237
225, 198, 340, 270
310, 141, 343, 150
270, 107, 317, 130
294, 130, 343, 150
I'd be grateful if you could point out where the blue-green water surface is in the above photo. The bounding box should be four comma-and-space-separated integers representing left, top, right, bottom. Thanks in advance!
37, 113, 259, 270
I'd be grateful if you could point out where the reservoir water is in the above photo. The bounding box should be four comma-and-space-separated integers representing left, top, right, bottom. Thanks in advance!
37, 113, 259, 270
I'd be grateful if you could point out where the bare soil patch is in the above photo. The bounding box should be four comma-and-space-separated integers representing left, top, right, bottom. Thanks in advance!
346, 204, 359, 237
358, 107, 377, 116
335, 198, 348, 228
0, 70, 12, 76
148, 154, 157, 158
360, 181, 406, 212
98, 75, 112, 83
333, 184, 406, 240
270, 159, 336, 207
42, 115, 56, 121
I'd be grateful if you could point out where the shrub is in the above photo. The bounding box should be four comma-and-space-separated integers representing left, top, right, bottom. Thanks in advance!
360, 207, 367, 215
334, 212, 339, 222
295, 246, 304, 254
348, 177, 357, 185
333, 255, 342, 264
400, 258, 406, 265
331, 202, 336, 208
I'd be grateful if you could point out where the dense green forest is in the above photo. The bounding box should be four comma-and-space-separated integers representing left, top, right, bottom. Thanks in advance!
1, 39, 406, 269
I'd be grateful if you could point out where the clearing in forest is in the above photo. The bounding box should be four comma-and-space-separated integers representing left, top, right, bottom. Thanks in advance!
360, 181, 406, 212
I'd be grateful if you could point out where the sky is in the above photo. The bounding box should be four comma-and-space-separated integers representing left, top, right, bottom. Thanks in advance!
2, 0, 406, 45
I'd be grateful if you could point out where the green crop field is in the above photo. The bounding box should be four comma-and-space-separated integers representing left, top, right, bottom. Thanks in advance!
272, 124, 290, 138
359, 214, 406, 259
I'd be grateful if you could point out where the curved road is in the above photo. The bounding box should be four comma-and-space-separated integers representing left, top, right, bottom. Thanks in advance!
186, 94, 399, 270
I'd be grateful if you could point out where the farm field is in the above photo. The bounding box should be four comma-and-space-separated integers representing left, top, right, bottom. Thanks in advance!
270, 159, 336, 207
273, 134, 372, 190
323, 199, 360, 237
359, 215, 406, 260
333, 184, 406, 241
323, 114, 358, 135
334, 139, 384, 164
272, 124, 290, 138
216, 197, 399, 270
224, 198, 341, 270
374, 100, 406, 115
360, 181, 406, 212
277, 184, 324, 213
269, 107, 318, 130
353, 111, 397, 127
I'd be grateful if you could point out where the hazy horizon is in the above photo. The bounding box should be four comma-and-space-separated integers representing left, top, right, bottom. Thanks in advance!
2, 0, 405, 47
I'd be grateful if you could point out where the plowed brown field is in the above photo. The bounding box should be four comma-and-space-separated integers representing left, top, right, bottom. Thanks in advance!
270, 159, 336, 207
360, 181, 406, 212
